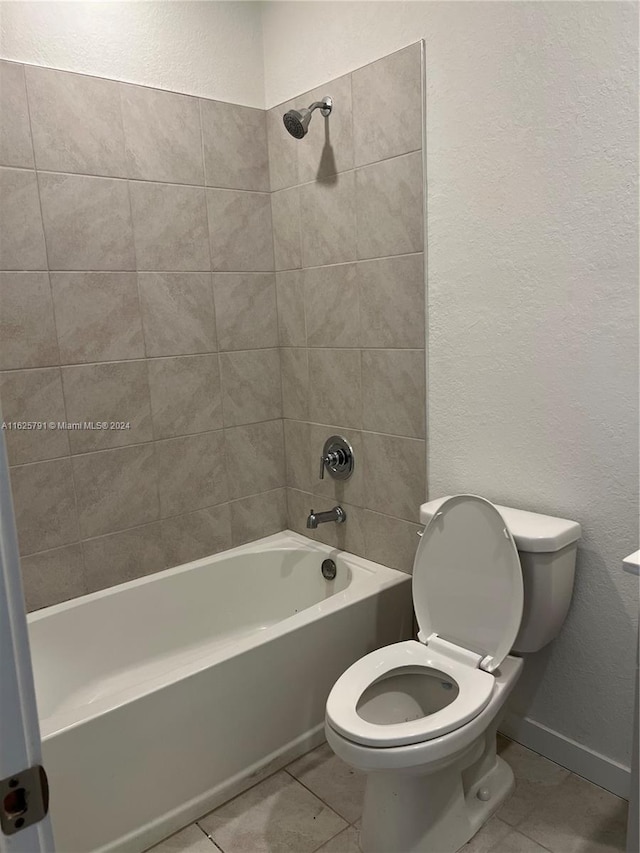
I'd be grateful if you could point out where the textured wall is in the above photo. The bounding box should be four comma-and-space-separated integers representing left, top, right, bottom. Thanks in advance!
270, 44, 427, 572
0, 60, 285, 610
0, 1, 265, 107
261, 1, 640, 769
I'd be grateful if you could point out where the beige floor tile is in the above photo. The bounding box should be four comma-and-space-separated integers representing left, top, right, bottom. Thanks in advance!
497, 737, 571, 826
198, 770, 347, 853
286, 743, 367, 824
458, 816, 512, 853
147, 823, 220, 852
313, 826, 362, 852
518, 773, 628, 853
490, 829, 553, 853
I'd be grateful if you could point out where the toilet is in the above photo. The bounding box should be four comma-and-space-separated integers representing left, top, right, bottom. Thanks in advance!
325, 494, 581, 853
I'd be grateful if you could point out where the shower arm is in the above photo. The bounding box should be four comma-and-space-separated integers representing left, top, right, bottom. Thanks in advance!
309, 97, 333, 118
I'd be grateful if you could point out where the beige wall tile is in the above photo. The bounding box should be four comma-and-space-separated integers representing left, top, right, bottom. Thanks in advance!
162, 504, 232, 568
358, 254, 425, 348
0, 272, 59, 369
284, 419, 311, 491
267, 99, 300, 191
300, 171, 357, 267
26, 66, 126, 177
225, 420, 285, 500
121, 85, 204, 184
157, 430, 228, 516
309, 423, 364, 507
362, 349, 425, 438
313, 498, 365, 555
21, 543, 85, 612
148, 354, 222, 439
0, 61, 34, 168
39, 172, 134, 270
280, 348, 308, 420
356, 152, 423, 259
138, 272, 217, 356
73, 443, 160, 539
276, 271, 306, 347
0, 168, 47, 270
305, 263, 359, 347
271, 186, 302, 271
10, 457, 79, 555
61, 360, 152, 452
229, 488, 287, 546
361, 509, 422, 573
83, 522, 166, 592
297, 74, 354, 183
362, 431, 425, 520
51, 272, 144, 363
0, 368, 69, 464
202, 99, 269, 192
308, 349, 362, 429
220, 348, 282, 426
352, 43, 422, 167
130, 181, 210, 271
207, 189, 274, 272
213, 273, 278, 351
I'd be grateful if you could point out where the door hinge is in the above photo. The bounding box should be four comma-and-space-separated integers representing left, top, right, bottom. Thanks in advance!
0, 765, 49, 836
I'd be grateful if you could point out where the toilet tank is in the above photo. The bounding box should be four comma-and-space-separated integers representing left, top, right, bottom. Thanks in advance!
419, 498, 581, 654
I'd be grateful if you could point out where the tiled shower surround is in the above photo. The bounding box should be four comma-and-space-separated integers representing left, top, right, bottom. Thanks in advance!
0, 43, 425, 610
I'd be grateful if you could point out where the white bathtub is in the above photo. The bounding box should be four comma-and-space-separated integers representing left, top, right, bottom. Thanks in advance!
28, 531, 413, 853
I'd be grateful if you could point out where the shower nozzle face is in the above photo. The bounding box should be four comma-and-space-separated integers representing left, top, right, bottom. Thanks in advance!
282, 97, 332, 139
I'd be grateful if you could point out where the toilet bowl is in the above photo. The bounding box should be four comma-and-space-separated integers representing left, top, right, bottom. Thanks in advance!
325, 494, 581, 853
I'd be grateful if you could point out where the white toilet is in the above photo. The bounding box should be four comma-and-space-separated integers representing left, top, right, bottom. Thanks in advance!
325, 494, 581, 853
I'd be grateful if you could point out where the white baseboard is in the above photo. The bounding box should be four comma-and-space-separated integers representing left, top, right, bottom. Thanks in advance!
500, 712, 630, 799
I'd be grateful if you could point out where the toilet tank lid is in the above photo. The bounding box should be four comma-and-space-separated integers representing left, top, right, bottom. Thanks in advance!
419, 499, 581, 553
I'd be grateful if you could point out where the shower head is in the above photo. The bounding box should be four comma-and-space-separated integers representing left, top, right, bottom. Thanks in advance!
283, 96, 332, 139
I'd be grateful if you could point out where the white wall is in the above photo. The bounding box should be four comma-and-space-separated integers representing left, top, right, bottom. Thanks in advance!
0, 0, 265, 106
262, 1, 639, 776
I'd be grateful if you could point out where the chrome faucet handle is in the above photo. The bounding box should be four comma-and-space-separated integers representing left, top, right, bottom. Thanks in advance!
318, 436, 354, 481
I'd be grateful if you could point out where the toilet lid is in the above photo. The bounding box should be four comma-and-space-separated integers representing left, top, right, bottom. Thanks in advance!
413, 495, 523, 672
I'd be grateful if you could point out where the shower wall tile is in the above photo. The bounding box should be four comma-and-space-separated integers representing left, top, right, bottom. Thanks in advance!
358, 254, 425, 348
309, 423, 364, 507
361, 510, 422, 574
284, 419, 311, 492
352, 43, 422, 167
219, 348, 282, 426
138, 272, 217, 356
201, 100, 269, 192
147, 354, 222, 439
25, 66, 126, 176
0, 168, 47, 270
0, 272, 59, 369
225, 419, 285, 500
162, 504, 232, 568
207, 189, 274, 272
276, 271, 306, 347
10, 458, 79, 555
362, 431, 425, 521
213, 273, 278, 351
313, 498, 365, 555
0, 369, 69, 465
130, 181, 210, 271
0, 61, 34, 168
83, 522, 166, 593
230, 488, 287, 547
20, 544, 86, 611
38, 172, 135, 270
72, 443, 160, 539
156, 430, 228, 517
307, 348, 362, 429
267, 99, 300, 191
362, 349, 426, 438
51, 272, 144, 363
304, 263, 359, 347
280, 347, 308, 420
271, 186, 302, 271
356, 151, 424, 259
299, 171, 357, 267
297, 74, 354, 184
61, 360, 152, 452
120, 85, 204, 185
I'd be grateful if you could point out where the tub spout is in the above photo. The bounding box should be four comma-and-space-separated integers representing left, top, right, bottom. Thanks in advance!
306, 505, 346, 529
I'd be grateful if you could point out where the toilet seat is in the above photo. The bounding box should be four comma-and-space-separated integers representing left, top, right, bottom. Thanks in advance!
325, 640, 496, 747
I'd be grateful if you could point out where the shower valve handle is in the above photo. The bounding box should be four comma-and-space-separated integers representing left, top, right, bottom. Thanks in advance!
317, 436, 355, 481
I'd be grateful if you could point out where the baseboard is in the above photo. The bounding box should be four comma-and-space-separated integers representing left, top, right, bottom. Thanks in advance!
500, 712, 630, 799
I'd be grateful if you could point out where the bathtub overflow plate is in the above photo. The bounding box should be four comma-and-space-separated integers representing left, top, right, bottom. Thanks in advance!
321, 559, 337, 580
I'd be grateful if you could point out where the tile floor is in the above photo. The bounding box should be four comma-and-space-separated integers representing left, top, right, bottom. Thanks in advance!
148, 735, 629, 853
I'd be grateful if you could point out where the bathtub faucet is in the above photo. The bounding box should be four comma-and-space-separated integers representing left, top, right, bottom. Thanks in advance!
306, 505, 346, 529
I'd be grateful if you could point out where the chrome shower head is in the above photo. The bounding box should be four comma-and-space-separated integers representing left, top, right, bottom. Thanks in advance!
283, 96, 332, 139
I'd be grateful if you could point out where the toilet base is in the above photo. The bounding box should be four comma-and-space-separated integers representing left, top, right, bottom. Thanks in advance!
358, 744, 514, 853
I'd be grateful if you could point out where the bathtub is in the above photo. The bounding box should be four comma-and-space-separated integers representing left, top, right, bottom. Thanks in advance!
27, 530, 413, 853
